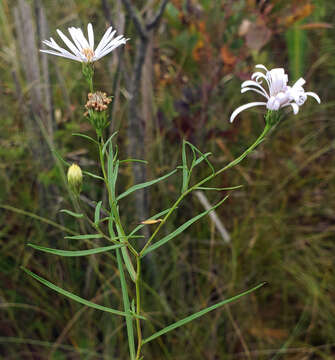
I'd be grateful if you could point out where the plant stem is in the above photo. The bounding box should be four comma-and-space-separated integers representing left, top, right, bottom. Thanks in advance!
135, 256, 143, 359
140, 122, 271, 256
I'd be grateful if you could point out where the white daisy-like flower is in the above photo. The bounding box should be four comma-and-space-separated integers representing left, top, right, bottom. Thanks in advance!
230, 64, 321, 123
40, 23, 128, 63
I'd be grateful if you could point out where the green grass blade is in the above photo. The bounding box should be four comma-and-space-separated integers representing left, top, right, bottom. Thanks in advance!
143, 196, 229, 256
64, 234, 103, 240
285, 20, 307, 82
83, 171, 104, 181
52, 150, 70, 167
115, 249, 136, 359
27, 243, 123, 257
22, 267, 129, 317
72, 133, 99, 145
181, 140, 189, 193
117, 169, 178, 201
142, 282, 266, 344
59, 209, 84, 218
94, 201, 102, 225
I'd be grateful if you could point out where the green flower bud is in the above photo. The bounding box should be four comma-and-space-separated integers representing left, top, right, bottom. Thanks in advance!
67, 163, 83, 195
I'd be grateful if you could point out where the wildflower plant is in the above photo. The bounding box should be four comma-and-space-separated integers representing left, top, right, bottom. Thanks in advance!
22, 23, 320, 360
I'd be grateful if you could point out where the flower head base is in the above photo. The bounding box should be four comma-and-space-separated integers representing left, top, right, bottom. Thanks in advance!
40, 23, 129, 63
84, 91, 112, 136
85, 91, 112, 112
67, 163, 83, 195
230, 64, 321, 123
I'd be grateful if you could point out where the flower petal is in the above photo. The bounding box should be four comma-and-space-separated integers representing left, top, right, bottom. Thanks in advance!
283, 102, 299, 114
40, 49, 80, 61
230, 102, 267, 123
255, 64, 268, 72
292, 77, 306, 88
305, 92, 321, 103
87, 23, 94, 49
56, 29, 80, 56
95, 27, 115, 54
241, 87, 269, 99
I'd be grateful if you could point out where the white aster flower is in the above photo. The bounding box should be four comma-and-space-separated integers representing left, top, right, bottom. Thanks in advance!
40, 23, 128, 63
230, 64, 321, 123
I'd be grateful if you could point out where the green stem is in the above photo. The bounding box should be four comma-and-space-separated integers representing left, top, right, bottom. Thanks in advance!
116, 248, 136, 360
135, 256, 142, 359
140, 122, 271, 256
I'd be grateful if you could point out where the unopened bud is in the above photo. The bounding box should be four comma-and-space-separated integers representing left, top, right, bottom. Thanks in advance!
67, 163, 83, 195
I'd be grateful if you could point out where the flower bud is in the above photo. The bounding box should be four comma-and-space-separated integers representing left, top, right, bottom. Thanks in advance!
67, 163, 83, 195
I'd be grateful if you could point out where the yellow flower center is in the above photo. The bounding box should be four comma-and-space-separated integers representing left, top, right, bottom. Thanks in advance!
82, 48, 94, 62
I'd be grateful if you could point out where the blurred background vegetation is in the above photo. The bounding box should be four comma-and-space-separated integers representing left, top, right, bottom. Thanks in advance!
1, 0, 335, 358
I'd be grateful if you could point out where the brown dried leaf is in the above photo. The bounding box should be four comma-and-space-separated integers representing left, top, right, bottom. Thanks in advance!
220, 45, 236, 66
141, 219, 163, 225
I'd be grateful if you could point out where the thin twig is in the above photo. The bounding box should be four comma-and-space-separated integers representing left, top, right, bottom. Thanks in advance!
121, 0, 147, 39
146, 0, 169, 30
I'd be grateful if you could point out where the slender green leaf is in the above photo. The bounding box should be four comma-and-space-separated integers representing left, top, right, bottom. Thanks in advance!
94, 201, 102, 225
83, 171, 104, 181
181, 140, 189, 193
142, 282, 266, 344
185, 141, 214, 173
102, 132, 118, 156
143, 196, 228, 255
119, 158, 148, 164
60, 209, 84, 218
72, 133, 99, 145
116, 223, 136, 282
65, 234, 103, 240
195, 185, 243, 191
117, 169, 178, 201
28, 243, 123, 256
22, 267, 129, 317
107, 142, 114, 198
115, 249, 136, 359
193, 152, 212, 168
112, 160, 119, 197
52, 150, 70, 167
129, 208, 173, 237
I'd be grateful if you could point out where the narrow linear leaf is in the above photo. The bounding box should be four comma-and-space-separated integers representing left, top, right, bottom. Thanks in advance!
22, 267, 130, 318
65, 234, 103, 240
107, 142, 114, 195
116, 224, 136, 282
142, 282, 266, 344
102, 132, 118, 156
143, 196, 228, 255
60, 209, 84, 218
52, 150, 70, 167
72, 133, 99, 145
83, 171, 104, 181
119, 158, 148, 164
129, 208, 173, 237
28, 243, 123, 257
193, 152, 212, 168
195, 185, 244, 191
115, 248, 136, 358
181, 140, 189, 193
117, 169, 178, 201
94, 201, 103, 225
185, 141, 214, 173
